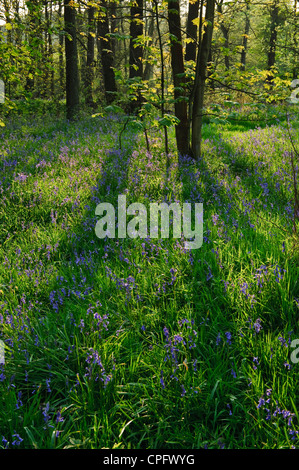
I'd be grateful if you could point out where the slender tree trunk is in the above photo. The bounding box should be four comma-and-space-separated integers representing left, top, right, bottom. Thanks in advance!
85, 5, 95, 107
129, 0, 143, 78
3, 0, 12, 44
25, 0, 38, 93
267, 0, 279, 84
143, 7, 154, 82
129, 0, 143, 111
64, 0, 80, 120
216, 1, 229, 70
293, 0, 298, 79
240, 2, 250, 71
191, 0, 215, 159
168, 0, 189, 156
45, 1, 54, 97
49, 1, 54, 96
76, 3, 85, 86
185, 0, 200, 63
110, 0, 117, 56
13, 0, 22, 46
58, 0, 64, 96
97, 0, 117, 105
153, 0, 168, 155
119, 6, 129, 80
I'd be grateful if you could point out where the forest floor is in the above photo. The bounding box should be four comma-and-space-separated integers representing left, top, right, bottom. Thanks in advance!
0, 106, 298, 449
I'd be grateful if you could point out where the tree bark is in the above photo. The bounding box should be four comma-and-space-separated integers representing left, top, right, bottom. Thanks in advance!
191, 0, 215, 159
64, 0, 80, 120
153, 0, 168, 155
185, 0, 200, 63
97, 0, 117, 105
240, 2, 250, 71
168, 0, 189, 156
292, 0, 298, 79
217, 1, 230, 70
45, 0, 54, 97
143, 7, 154, 82
129, 0, 143, 112
25, 0, 39, 93
267, 0, 279, 83
58, 0, 64, 96
129, 0, 143, 79
85, 5, 95, 107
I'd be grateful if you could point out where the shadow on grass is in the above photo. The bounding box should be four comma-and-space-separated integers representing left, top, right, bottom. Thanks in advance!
176, 123, 298, 330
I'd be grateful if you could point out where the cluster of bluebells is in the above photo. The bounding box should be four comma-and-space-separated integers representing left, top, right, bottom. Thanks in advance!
215, 331, 233, 347
49, 275, 93, 313
160, 320, 198, 393
247, 317, 263, 335
105, 265, 139, 302
257, 388, 298, 447
85, 348, 113, 388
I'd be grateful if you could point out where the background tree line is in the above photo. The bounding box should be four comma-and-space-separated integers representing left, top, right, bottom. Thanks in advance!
0, 0, 298, 157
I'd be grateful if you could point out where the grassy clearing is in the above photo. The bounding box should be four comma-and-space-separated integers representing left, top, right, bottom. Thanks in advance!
0, 109, 298, 449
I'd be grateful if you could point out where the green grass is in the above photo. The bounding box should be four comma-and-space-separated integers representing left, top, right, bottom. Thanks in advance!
0, 108, 298, 449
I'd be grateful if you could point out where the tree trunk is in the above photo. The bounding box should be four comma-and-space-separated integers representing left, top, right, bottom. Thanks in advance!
143, 7, 154, 82
185, 0, 200, 63
97, 0, 117, 105
168, 0, 189, 156
64, 0, 80, 120
129, 0, 143, 111
49, 1, 54, 96
45, 1, 54, 97
240, 2, 250, 71
110, 0, 118, 56
293, 0, 298, 79
267, 0, 279, 83
85, 5, 95, 107
25, 0, 39, 93
153, 0, 168, 155
58, 0, 64, 96
191, 0, 215, 159
217, 0, 229, 70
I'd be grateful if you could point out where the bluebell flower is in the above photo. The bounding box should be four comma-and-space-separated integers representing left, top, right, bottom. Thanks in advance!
225, 332, 232, 345
11, 433, 23, 446
160, 370, 165, 389
216, 333, 221, 346
2, 436, 8, 449
257, 397, 265, 409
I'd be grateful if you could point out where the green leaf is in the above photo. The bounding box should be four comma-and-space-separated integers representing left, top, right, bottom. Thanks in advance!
104, 105, 124, 115
158, 114, 180, 128
128, 119, 144, 131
